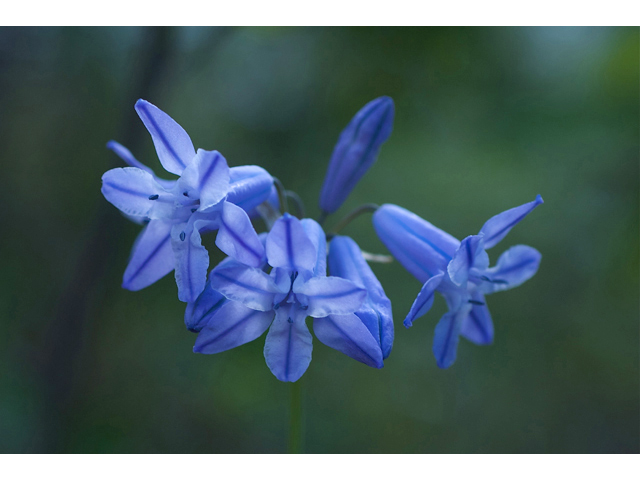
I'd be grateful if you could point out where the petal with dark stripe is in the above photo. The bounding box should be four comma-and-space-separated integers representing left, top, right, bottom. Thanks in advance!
319, 96, 395, 214
480, 195, 544, 249
101, 167, 161, 218
313, 313, 383, 368
179, 149, 230, 211
432, 307, 468, 369
447, 235, 489, 287
266, 213, 316, 273
264, 308, 313, 382
227, 165, 274, 214
193, 301, 274, 354
216, 202, 266, 268
172, 221, 210, 303
209, 263, 278, 312
460, 294, 494, 345
373, 204, 459, 284
135, 99, 196, 175
403, 272, 444, 328
122, 219, 174, 291
482, 245, 542, 294
295, 276, 366, 318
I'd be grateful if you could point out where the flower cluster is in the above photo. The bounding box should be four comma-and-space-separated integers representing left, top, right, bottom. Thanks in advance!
102, 97, 543, 381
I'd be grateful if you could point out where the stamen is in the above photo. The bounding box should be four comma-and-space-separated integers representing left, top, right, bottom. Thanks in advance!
148, 194, 159, 200
180, 231, 186, 241
469, 299, 485, 305
191, 208, 197, 213
183, 191, 189, 197
287, 317, 294, 324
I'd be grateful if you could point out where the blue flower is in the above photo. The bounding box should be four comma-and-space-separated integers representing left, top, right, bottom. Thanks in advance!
373, 196, 543, 368
101, 99, 273, 302
319, 97, 394, 215
193, 211, 384, 382
328, 235, 394, 359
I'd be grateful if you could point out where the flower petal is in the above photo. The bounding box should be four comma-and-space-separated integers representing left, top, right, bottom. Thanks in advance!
227, 165, 274, 214
106, 140, 177, 191
480, 195, 544, 249
266, 213, 316, 273
179, 149, 230, 211
482, 245, 542, 294
209, 263, 278, 311
373, 204, 459, 283
122, 219, 174, 291
328, 235, 394, 359
319, 97, 395, 214
135, 99, 196, 175
295, 276, 366, 318
106, 140, 154, 175
215, 202, 266, 268
433, 306, 469, 369
447, 234, 489, 287
301, 219, 327, 277
184, 285, 227, 333
313, 314, 383, 368
460, 294, 494, 345
264, 307, 313, 382
171, 221, 210, 303
403, 272, 445, 328
101, 167, 164, 218
193, 301, 274, 354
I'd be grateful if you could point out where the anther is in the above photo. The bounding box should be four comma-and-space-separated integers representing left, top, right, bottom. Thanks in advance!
183, 191, 189, 197
180, 231, 186, 241
191, 208, 197, 213
287, 317, 294, 324
468, 299, 485, 305
148, 194, 159, 200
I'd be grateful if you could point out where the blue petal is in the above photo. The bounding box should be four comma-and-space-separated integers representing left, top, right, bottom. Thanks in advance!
122, 219, 174, 291
194, 301, 274, 354
328, 235, 394, 359
403, 272, 445, 328
432, 308, 467, 369
481, 245, 542, 294
106, 140, 177, 191
209, 263, 278, 311
215, 202, 266, 268
295, 276, 366, 318
480, 195, 544, 249
373, 204, 460, 283
301, 219, 327, 277
135, 99, 196, 175
460, 294, 494, 345
106, 140, 154, 175
264, 308, 313, 382
178, 149, 230, 211
319, 97, 395, 214
171, 221, 211, 303
184, 284, 227, 333
101, 167, 165, 218
227, 165, 274, 214
447, 234, 489, 287
313, 313, 383, 368
266, 213, 317, 273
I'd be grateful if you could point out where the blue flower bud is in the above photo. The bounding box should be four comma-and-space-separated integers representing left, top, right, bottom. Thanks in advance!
319, 97, 395, 215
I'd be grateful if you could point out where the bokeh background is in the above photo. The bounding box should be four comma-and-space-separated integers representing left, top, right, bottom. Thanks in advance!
0, 27, 638, 453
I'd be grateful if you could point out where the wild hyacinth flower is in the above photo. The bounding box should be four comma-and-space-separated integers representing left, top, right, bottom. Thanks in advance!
101, 100, 273, 302
319, 97, 394, 216
194, 211, 384, 382
373, 196, 543, 368
328, 236, 394, 359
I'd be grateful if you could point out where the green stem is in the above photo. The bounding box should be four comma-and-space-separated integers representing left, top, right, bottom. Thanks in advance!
328, 203, 379, 236
288, 380, 303, 454
273, 178, 289, 214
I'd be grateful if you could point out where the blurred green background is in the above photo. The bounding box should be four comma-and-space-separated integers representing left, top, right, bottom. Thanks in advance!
0, 27, 637, 453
